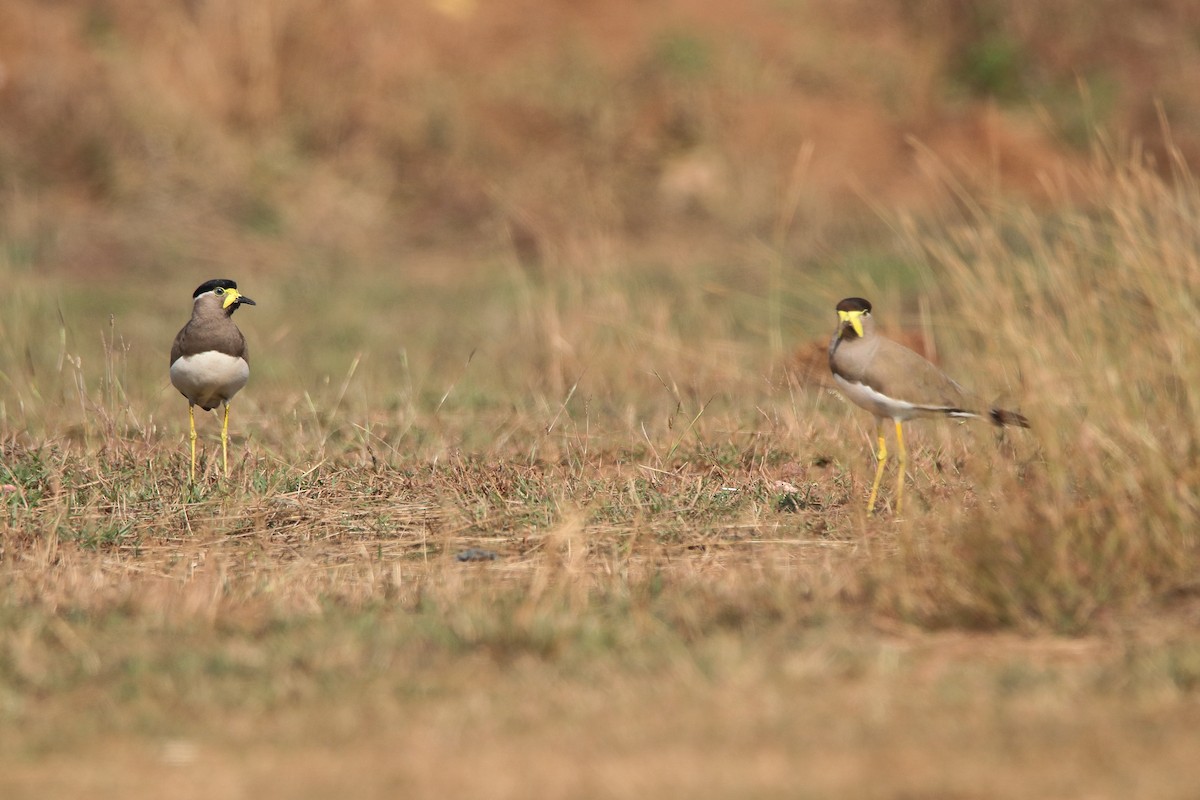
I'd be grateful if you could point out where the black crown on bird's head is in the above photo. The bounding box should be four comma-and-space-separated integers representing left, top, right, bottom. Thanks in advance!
193, 279, 240, 299
835, 297, 872, 314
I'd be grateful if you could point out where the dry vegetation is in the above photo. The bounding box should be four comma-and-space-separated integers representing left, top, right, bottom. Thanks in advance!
4, 2, 1200, 798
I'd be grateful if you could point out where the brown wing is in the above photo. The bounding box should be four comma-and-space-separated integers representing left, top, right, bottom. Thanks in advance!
867, 337, 972, 410
170, 322, 189, 367
231, 328, 248, 363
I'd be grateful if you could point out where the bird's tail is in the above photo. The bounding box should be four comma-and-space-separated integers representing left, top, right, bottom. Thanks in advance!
989, 408, 1030, 428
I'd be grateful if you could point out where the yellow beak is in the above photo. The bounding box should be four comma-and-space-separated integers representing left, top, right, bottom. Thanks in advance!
838, 309, 865, 338
221, 289, 256, 309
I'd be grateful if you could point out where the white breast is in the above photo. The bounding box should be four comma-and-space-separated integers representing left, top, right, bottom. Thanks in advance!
170, 351, 250, 410
832, 373, 922, 421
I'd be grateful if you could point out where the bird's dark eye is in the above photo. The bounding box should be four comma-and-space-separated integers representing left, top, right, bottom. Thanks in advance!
214, 287, 225, 295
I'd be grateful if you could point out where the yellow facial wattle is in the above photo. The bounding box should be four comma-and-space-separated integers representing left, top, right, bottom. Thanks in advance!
838, 309, 865, 338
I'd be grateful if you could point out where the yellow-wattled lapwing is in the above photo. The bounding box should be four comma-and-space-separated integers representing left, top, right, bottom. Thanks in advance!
170, 279, 255, 481
829, 297, 1028, 515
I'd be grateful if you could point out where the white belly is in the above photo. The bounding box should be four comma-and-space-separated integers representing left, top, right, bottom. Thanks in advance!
832, 373, 922, 421
170, 351, 249, 410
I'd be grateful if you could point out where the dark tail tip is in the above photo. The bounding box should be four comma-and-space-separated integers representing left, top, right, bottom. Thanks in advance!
989, 408, 1030, 428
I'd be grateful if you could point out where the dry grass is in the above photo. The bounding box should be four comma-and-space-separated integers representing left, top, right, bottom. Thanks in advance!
873, 138, 1200, 631
4, 2, 1200, 797
4, 144, 1200, 796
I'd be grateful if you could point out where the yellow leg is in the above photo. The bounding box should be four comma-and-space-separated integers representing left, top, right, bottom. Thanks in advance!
188, 404, 197, 483
894, 419, 907, 516
866, 418, 888, 515
221, 402, 231, 476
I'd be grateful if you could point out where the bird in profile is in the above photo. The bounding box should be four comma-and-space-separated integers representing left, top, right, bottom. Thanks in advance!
170, 279, 256, 482
828, 297, 1028, 515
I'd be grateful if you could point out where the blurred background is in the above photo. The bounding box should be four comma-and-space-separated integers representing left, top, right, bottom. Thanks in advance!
2, 0, 1199, 445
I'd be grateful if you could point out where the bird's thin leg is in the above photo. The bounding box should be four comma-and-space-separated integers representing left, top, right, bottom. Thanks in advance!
188, 404, 197, 484
866, 417, 888, 515
221, 402, 231, 476
894, 419, 907, 515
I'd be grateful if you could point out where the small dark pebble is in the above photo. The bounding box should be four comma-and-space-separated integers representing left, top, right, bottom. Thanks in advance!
456, 548, 499, 562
